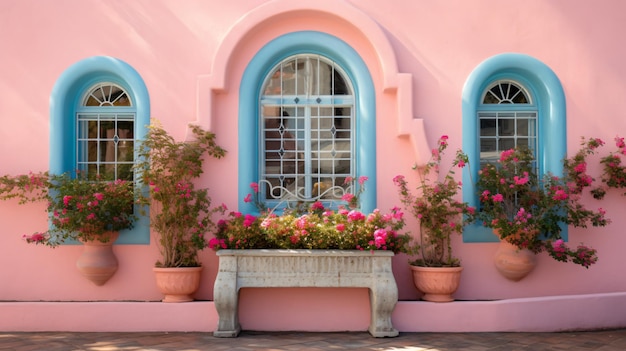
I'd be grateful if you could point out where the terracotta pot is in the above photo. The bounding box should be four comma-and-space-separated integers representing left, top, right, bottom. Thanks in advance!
76, 231, 119, 286
410, 265, 463, 302
494, 240, 537, 281
153, 266, 203, 302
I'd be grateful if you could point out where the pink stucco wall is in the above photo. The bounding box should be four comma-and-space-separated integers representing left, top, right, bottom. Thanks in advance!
1, 0, 625, 332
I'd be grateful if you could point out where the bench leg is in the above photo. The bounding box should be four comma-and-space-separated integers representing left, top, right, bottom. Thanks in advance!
213, 258, 241, 337
368, 271, 399, 337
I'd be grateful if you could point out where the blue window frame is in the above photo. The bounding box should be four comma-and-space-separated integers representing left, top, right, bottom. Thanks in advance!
50, 57, 150, 244
238, 31, 376, 213
462, 53, 566, 242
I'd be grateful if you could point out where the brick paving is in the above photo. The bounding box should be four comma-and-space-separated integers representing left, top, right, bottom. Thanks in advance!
1, 329, 626, 351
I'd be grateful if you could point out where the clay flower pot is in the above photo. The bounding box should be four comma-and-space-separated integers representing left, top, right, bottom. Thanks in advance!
410, 265, 463, 302
494, 240, 537, 281
492, 229, 537, 281
76, 231, 119, 286
153, 266, 203, 302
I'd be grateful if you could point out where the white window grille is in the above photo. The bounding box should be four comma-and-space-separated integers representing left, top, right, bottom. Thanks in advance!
259, 55, 355, 205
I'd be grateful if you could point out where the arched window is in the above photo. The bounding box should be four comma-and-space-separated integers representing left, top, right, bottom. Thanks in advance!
238, 31, 376, 213
259, 54, 355, 206
50, 57, 150, 244
478, 79, 538, 168
77, 83, 135, 181
462, 54, 566, 242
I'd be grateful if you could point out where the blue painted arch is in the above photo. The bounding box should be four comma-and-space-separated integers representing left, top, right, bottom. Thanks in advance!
49, 56, 150, 244
461, 53, 566, 242
238, 31, 376, 214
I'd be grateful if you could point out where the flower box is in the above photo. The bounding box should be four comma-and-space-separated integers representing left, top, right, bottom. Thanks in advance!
213, 249, 399, 337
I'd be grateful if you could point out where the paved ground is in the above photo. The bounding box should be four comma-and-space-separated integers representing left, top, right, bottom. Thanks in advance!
2, 329, 626, 351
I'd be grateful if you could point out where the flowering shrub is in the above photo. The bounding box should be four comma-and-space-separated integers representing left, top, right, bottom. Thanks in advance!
476, 141, 610, 268
135, 123, 226, 267
210, 179, 410, 253
592, 135, 626, 199
393, 135, 475, 267
0, 171, 135, 247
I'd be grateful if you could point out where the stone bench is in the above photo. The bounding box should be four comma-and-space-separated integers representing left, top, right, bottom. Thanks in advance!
213, 249, 399, 337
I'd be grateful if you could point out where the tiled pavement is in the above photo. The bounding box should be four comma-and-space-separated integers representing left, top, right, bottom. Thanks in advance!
2, 329, 626, 351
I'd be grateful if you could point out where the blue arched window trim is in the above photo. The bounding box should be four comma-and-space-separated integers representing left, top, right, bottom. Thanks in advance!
462, 53, 566, 242
238, 31, 376, 214
50, 56, 150, 244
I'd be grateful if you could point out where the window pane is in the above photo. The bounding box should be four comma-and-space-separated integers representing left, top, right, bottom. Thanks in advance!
517, 119, 529, 136
499, 119, 515, 136
480, 119, 496, 136
500, 138, 515, 151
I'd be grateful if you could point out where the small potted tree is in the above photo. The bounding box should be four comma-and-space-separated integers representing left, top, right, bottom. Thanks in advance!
393, 135, 476, 302
135, 122, 226, 302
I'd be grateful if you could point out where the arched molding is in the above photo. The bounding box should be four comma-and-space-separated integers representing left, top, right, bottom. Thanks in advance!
198, 0, 430, 166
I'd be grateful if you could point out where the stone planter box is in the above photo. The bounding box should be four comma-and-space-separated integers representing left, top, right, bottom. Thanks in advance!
213, 249, 399, 337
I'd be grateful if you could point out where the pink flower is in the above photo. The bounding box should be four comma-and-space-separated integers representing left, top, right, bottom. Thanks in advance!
311, 201, 324, 211
24, 232, 46, 243
574, 162, 587, 173
392, 175, 405, 186
243, 193, 252, 203
250, 182, 259, 193
93, 193, 104, 201
343, 176, 353, 184
492, 194, 504, 202
336, 223, 345, 232
86, 213, 96, 220
374, 229, 388, 247
209, 238, 227, 250
457, 160, 466, 168
341, 193, 355, 203
63, 195, 72, 206
358, 176, 368, 185
513, 172, 530, 185
243, 214, 256, 228
499, 149, 515, 162
347, 210, 365, 222
553, 189, 568, 201
552, 239, 566, 253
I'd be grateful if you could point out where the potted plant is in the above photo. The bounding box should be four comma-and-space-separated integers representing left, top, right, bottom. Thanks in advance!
475, 138, 610, 281
209, 177, 411, 337
135, 122, 226, 302
0, 171, 136, 285
393, 135, 476, 302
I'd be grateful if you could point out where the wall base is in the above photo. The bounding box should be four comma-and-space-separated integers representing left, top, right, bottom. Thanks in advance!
1, 292, 625, 332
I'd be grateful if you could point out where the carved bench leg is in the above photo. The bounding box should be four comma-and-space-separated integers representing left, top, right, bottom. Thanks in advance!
213, 256, 241, 337
368, 259, 399, 337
